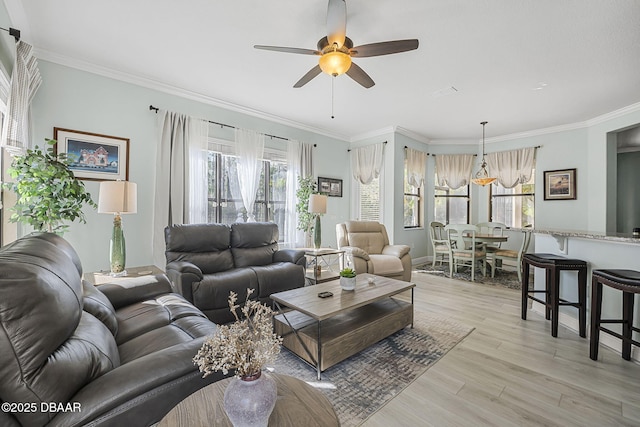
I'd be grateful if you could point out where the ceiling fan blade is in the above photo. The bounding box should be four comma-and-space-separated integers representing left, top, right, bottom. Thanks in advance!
293, 65, 322, 88
350, 39, 419, 57
346, 62, 375, 88
254, 45, 321, 56
326, 0, 346, 48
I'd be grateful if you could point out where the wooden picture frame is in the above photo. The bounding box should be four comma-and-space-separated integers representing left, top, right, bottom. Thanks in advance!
54, 128, 130, 181
544, 168, 576, 200
318, 177, 343, 197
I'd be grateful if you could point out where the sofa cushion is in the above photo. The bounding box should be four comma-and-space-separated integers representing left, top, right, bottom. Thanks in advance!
231, 222, 278, 267
114, 293, 209, 345
368, 254, 405, 276
118, 316, 217, 364
83, 280, 119, 336
165, 223, 234, 273
345, 221, 387, 254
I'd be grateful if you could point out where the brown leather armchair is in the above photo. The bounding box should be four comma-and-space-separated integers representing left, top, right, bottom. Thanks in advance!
336, 220, 412, 281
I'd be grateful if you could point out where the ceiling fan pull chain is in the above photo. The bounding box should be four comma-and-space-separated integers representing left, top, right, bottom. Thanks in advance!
331, 76, 335, 119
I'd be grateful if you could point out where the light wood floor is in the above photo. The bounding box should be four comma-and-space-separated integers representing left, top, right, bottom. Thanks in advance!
363, 270, 640, 427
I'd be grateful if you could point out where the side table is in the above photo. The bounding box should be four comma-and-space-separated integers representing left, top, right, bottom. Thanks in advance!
304, 248, 345, 285
83, 265, 164, 286
157, 373, 339, 427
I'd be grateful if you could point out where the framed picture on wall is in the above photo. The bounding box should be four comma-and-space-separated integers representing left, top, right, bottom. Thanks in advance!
544, 168, 576, 200
54, 128, 130, 181
318, 177, 343, 197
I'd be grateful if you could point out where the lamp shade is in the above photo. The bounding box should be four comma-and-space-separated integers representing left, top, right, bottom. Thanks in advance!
308, 194, 327, 214
98, 181, 137, 214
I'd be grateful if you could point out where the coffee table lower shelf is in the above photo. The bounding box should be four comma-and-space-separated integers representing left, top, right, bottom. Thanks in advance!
274, 298, 413, 375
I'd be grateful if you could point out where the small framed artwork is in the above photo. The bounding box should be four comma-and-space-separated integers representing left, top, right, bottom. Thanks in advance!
318, 177, 343, 197
54, 128, 130, 181
544, 168, 576, 200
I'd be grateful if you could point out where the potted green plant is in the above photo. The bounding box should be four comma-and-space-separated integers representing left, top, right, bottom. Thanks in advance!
3, 139, 97, 234
295, 175, 317, 247
339, 267, 357, 291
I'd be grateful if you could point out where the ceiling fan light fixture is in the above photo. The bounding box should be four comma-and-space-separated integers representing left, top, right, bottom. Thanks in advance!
319, 50, 352, 76
471, 121, 497, 186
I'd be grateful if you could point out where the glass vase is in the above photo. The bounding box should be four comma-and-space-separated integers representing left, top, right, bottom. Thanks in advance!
223, 371, 277, 427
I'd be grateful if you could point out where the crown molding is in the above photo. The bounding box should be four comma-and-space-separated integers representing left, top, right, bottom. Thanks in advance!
394, 126, 431, 145
34, 49, 351, 143
350, 126, 395, 143
483, 102, 640, 144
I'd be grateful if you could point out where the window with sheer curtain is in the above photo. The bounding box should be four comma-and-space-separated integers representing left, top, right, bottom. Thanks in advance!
207, 138, 288, 235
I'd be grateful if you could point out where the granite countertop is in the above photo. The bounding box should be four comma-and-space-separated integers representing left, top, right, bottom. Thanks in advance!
511, 228, 640, 244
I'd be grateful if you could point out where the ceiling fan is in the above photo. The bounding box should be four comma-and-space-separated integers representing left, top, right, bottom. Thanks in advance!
254, 0, 419, 88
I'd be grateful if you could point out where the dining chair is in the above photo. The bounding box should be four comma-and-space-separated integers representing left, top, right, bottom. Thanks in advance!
476, 221, 508, 273
444, 224, 487, 282
491, 229, 532, 282
429, 221, 450, 267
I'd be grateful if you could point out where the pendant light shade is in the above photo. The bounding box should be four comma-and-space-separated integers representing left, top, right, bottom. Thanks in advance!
471, 121, 497, 186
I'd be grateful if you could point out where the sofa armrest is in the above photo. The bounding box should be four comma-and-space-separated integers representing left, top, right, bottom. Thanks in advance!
99, 274, 173, 310
48, 339, 228, 427
273, 249, 306, 267
343, 246, 370, 261
165, 261, 203, 303
382, 244, 411, 259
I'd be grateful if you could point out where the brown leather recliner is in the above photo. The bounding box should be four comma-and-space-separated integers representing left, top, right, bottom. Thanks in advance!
336, 220, 412, 281
0, 232, 227, 427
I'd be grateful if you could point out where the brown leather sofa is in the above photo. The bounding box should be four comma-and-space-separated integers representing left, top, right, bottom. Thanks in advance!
0, 232, 227, 427
164, 222, 306, 324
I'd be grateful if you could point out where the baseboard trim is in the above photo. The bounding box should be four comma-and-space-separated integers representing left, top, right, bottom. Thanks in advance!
531, 302, 639, 363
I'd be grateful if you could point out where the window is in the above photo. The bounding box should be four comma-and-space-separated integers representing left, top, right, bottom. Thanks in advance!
490, 174, 535, 228
357, 177, 380, 221
434, 175, 469, 224
404, 165, 420, 228
207, 151, 287, 234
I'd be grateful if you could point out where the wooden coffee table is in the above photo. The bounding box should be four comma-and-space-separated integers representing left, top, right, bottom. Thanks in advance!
271, 273, 415, 379
157, 373, 339, 427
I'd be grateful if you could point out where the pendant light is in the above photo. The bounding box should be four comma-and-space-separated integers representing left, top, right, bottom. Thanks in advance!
471, 121, 497, 186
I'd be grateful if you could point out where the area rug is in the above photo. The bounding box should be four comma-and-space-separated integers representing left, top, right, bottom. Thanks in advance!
415, 262, 527, 290
266, 310, 473, 426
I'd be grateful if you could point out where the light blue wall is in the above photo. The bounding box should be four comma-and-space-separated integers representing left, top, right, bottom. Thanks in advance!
30, 61, 348, 271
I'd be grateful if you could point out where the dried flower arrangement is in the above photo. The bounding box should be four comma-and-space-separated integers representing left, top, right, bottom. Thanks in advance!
193, 289, 282, 378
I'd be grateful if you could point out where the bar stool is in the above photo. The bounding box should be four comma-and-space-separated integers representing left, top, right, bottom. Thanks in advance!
590, 269, 640, 361
521, 253, 587, 338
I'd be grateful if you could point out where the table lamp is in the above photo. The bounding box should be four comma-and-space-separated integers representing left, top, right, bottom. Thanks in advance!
308, 194, 327, 249
98, 180, 137, 275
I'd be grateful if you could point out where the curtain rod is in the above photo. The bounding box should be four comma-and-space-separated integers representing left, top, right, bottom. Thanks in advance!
403, 146, 430, 155
149, 105, 315, 145
347, 141, 387, 152
0, 27, 20, 42
431, 145, 542, 157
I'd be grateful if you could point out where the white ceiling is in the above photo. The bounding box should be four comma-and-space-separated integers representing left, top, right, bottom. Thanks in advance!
6, 0, 640, 142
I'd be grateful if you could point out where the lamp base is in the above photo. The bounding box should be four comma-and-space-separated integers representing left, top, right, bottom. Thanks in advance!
110, 214, 127, 275
313, 215, 322, 249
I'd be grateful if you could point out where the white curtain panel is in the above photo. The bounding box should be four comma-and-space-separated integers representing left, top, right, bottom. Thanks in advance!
285, 139, 301, 248
486, 147, 536, 188
188, 118, 209, 224
284, 140, 314, 247
235, 128, 264, 222
153, 111, 209, 267
405, 147, 428, 188
351, 142, 385, 185
435, 154, 475, 189
1, 41, 42, 149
